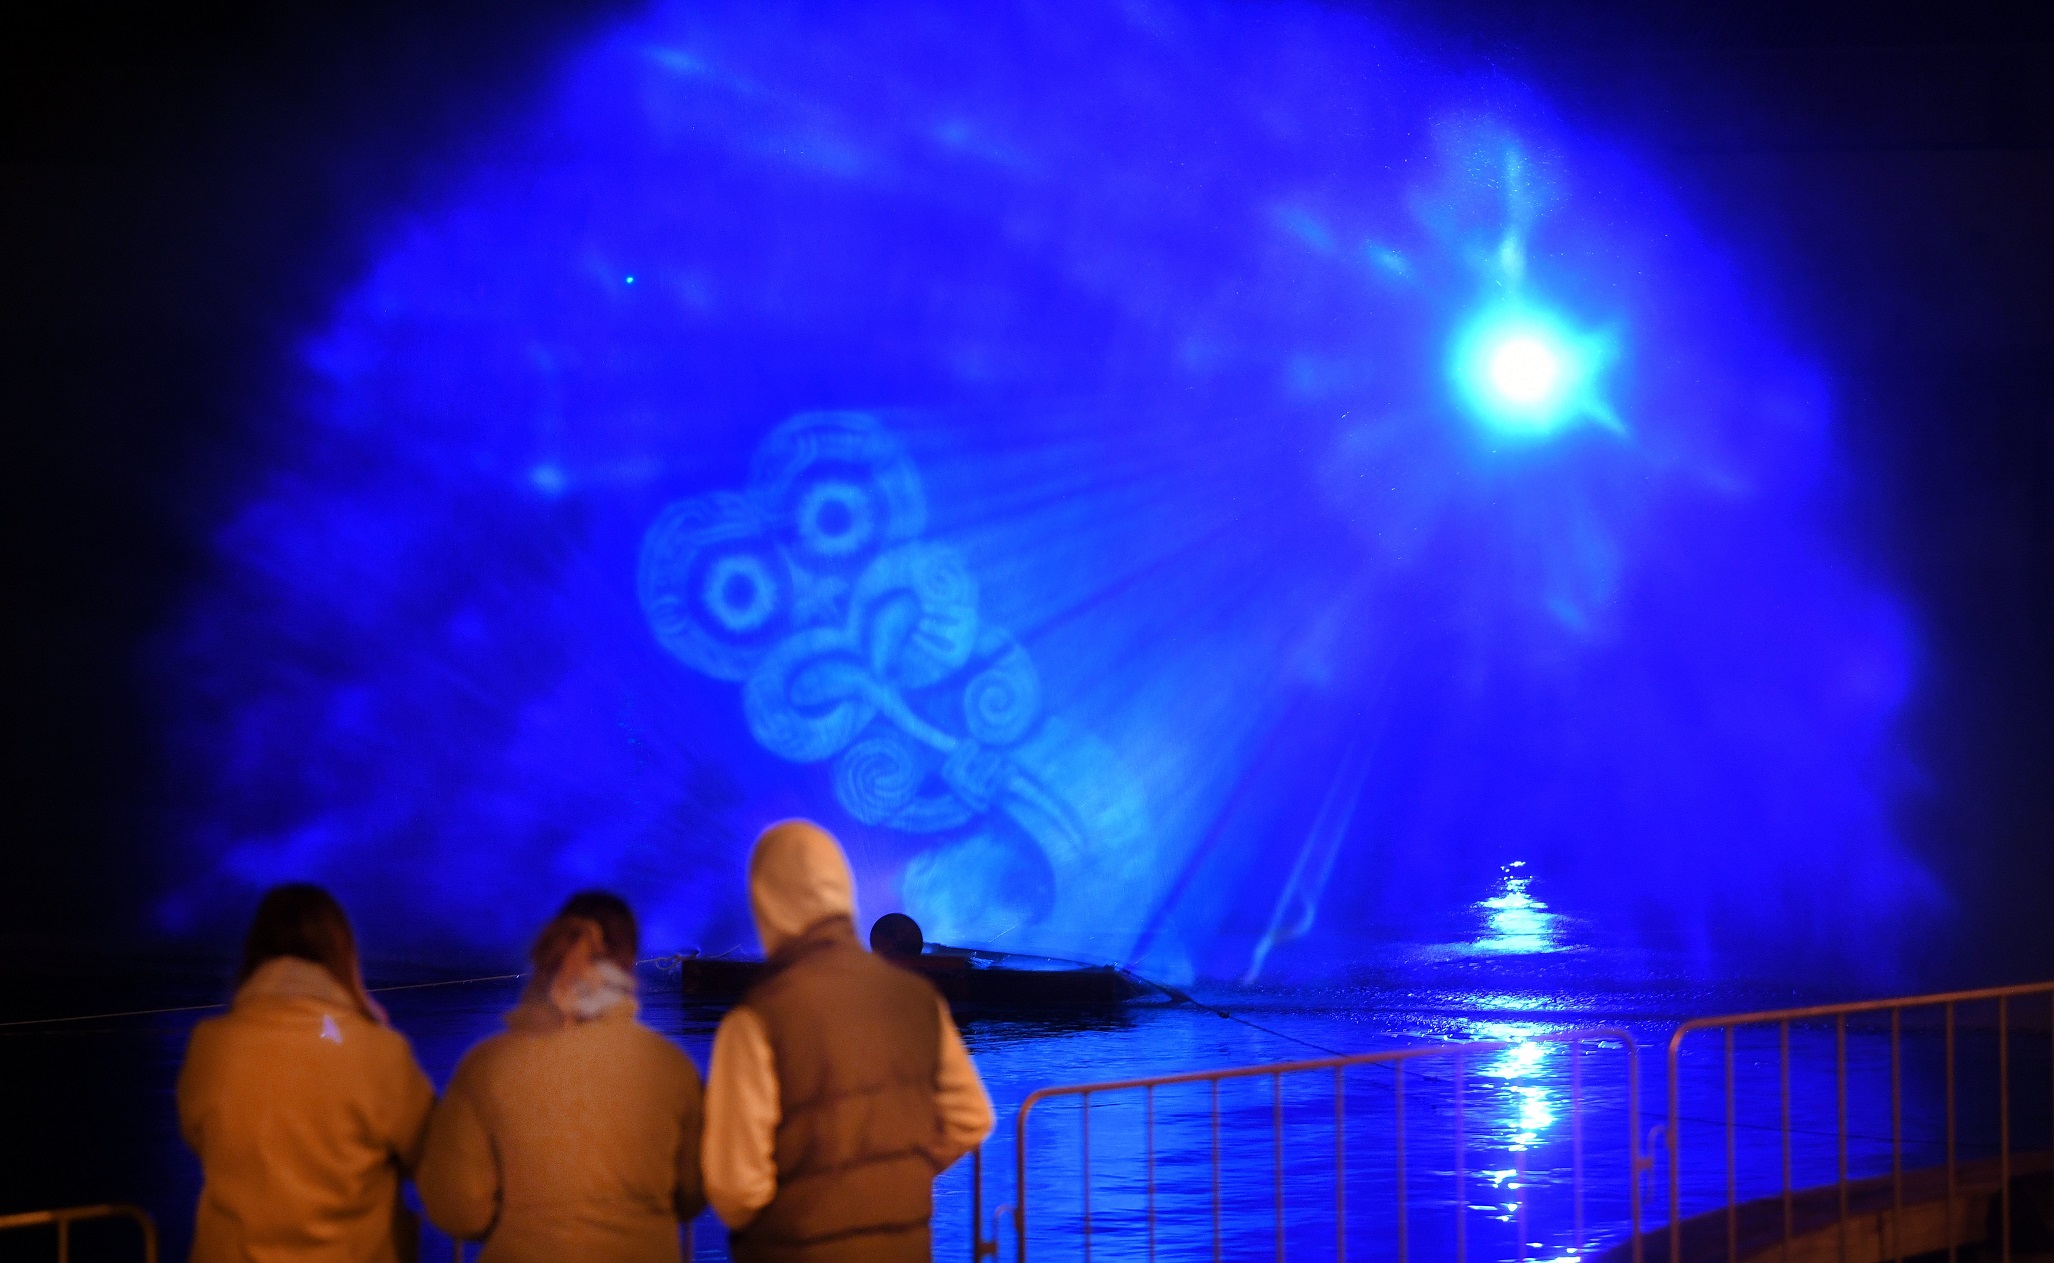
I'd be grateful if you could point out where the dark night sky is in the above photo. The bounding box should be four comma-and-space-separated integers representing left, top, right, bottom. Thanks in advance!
3, 0, 2050, 989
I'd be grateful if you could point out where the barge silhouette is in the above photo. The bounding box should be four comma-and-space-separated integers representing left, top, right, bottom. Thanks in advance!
673, 944, 1170, 1011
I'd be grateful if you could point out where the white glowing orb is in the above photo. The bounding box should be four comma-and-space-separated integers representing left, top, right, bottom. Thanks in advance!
1486, 334, 1562, 405
1449, 303, 1610, 437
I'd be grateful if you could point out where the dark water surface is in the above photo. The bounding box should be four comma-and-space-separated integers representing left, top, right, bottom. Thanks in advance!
3, 968, 2048, 1262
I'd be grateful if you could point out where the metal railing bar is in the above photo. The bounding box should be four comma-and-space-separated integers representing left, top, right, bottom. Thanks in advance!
0, 1204, 158, 1263
1081, 1089, 1092, 1262
1726, 1026, 1736, 1263
1659, 972, 2054, 1263
1395, 1058, 1408, 1263
1008, 980, 2054, 1263
1515, 1134, 1528, 1263
1273, 1072, 1284, 1263
1212, 1077, 1222, 1263
1891, 1008, 1903, 1263
1630, 1030, 1645, 1263
1014, 1082, 1031, 1263
1456, 1049, 1468, 1263
1782, 1020, 1793, 1263
1147, 1084, 1157, 1263
1012, 1029, 1631, 1105
1670, 1028, 1684, 1263
1998, 995, 2009, 1263
1574, 1039, 1586, 1256
1837, 1014, 1848, 1263
1668, 1003, 2025, 1263
1334, 1065, 1346, 1263
1946, 1001, 1957, 1263
1008, 1024, 1637, 1263
1668, 980, 2054, 1034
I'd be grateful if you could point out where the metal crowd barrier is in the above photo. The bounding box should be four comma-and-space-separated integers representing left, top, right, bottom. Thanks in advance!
1000, 1027, 1644, 1262
0, 1204, 157, 1263
1664, 981, 2054, 1263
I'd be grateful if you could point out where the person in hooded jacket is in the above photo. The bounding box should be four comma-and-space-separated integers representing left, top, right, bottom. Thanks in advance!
703, 820, 994, 1263
177, 882, 435, 1263
415, 891, 704, 1263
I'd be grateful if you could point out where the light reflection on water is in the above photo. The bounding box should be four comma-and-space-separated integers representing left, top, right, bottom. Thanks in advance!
1412, 861, 1574, 962
1477, 1036, 1559, 1152
1479, 862, 1563, 955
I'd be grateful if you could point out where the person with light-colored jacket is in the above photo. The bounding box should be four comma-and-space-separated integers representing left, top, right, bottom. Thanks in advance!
703, 820, 994, 1262
177, 882, 435, 1263
416, 891, 705, 1263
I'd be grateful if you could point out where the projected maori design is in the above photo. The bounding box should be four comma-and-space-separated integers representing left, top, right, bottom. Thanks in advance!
638, 412, 1139, 938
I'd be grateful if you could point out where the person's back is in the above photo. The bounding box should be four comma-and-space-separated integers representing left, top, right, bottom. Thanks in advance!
177, 884, 434, 1263
417, 893, 703, 1263
740, 923, 943, 1253
705, 820, 993, 1263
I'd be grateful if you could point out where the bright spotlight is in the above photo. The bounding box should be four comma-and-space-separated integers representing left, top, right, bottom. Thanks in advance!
1487, 335, 1561, 404
1450, 304, 1605, 437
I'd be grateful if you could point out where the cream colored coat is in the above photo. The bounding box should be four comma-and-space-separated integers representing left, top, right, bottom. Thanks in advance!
177, 957, 435, 1263
415, 996, 705, 1263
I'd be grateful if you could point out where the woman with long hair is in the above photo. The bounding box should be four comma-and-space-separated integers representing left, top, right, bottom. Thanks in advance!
417, 891, 704, 1262
177, 882, 434, 1262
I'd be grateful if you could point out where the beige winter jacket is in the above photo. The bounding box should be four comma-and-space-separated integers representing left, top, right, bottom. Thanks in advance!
415, 992, 705, 1263
177, 956, 435, 1263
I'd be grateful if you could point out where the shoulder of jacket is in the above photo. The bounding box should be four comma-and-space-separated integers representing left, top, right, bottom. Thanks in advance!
448, 1027, 519, 1077
869, 951, 945, 1001
716, 1001, 771, 1049
187, 1008, 231, 1034
181, 1010, 232, 1056
628, 1023, 703, 1078
276, 1005, 419, 1073
354, 1017, 427, 1069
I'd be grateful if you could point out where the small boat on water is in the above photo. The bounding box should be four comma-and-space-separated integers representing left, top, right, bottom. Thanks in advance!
672, 944, 1174, 1011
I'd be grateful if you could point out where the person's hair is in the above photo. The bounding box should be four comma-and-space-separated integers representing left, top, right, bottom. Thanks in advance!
530, 915, 599, 984
869, 912, 923, 959
238, 883, 363, 992
543, 890, 638, 972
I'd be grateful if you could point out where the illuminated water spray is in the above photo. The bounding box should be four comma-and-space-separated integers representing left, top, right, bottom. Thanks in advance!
155, 0, 1929, 980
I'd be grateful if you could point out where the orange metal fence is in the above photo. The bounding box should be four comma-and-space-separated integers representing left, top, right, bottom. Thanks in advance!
1663, 981, 2054, 1263
0, 1205, 157, 1263
997, 1027, 1645, 1262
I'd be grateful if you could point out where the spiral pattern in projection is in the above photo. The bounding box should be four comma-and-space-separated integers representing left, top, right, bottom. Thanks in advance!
962, 636, 1040, 747
638, 411, 1140, 937
833, 729, 928, 824
750, 410, 925, 574
637, 492, 788, 682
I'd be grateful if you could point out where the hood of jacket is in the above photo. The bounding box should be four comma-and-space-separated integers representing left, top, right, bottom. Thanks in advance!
505, 957, 639, 1032
750, 819, 858, 957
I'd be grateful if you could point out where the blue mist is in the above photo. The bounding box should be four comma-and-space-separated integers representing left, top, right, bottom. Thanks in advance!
157, 0, 1931, 984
